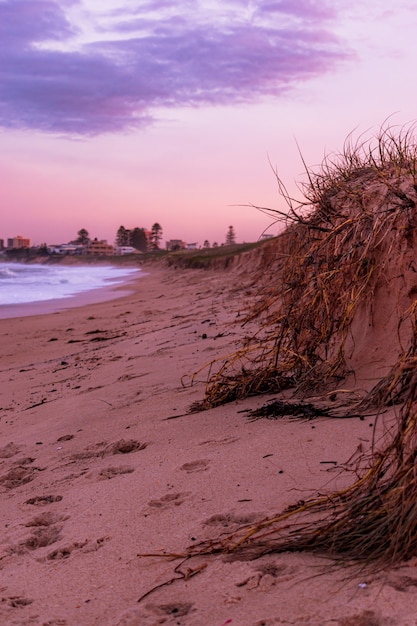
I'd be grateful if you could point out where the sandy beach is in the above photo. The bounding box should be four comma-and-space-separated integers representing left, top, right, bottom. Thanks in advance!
1, 261, 416, 626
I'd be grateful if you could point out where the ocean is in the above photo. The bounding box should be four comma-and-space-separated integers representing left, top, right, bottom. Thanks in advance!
0, 262, 140, 307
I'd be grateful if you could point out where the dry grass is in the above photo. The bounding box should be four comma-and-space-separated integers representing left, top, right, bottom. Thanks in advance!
184, 382, 417, 571
185, 123, 417, 570
192, 122, 417, 412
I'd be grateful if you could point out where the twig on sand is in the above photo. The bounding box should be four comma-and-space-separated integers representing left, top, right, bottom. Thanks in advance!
136, 557, 207, 603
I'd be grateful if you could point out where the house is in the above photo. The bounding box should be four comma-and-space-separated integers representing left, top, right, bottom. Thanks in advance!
85, 239, 114, 256
48, 244, 84, 255
166, 239, 186, 251
114, 246, 139, 255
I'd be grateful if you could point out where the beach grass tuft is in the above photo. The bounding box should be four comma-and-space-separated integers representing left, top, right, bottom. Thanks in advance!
185, 122, 417, 570
192, 121, 417, 411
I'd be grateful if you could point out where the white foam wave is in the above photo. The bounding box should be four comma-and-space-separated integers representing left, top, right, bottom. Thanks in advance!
0, 263, 140, 305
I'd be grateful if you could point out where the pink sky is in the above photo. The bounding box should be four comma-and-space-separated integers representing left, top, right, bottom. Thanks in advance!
1, 1, 417, 247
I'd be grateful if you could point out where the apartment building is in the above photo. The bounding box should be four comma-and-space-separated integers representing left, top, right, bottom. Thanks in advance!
7, 235, 31, 249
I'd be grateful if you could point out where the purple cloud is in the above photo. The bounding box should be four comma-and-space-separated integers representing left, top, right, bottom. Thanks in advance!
0, 0, 351, 135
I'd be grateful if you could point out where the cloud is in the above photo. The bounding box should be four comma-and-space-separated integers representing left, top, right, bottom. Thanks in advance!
0, 0, 351, 135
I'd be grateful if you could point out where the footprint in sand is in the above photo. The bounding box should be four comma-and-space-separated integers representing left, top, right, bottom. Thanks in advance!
11, 512, 68, 554
46, 536, 109, 561
204, 512, 264, 528
0, 465, 38, 490
337, 610, 385, 626
25, 494, 63, 506
113, 602, 194, 625
97, 465, 135, 480
47, 541, 88, 560
145, 492, 191, 513
180, 459, 210, 473
199, 436, 238, 446
236, 560, 300, 591
19, 525, 63, 552
71, 439, 147, 460
25, 511, 66, 528
0, 442, 20, 458
1, 596, 33, 608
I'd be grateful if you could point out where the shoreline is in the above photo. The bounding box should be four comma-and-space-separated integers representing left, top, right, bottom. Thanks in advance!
0, 265, 145, 320
0, 264, 413, 626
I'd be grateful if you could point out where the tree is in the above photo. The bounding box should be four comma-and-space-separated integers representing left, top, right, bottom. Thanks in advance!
150, 223, 163, 250
130, 227, 148, 252
38, 243, 50, 256
203, 240, 210, 248
225, 225, 236, 245
115, 225, 130, 247
75, 228, 90, 245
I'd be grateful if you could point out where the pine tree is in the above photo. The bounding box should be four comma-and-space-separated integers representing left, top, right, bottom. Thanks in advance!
150, 223, 163, 250
225, 225, 236, 245
115, 225, 130, 247
130, 227, 148, 252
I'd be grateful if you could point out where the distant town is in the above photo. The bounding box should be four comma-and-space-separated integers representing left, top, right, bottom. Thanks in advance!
0, 225, 274, 257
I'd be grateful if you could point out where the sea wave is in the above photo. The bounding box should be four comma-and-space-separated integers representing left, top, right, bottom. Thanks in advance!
0, 262, 140, 306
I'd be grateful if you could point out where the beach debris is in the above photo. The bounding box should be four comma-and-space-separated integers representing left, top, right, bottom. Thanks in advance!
24, 398, 48, 410
57, 434, 74, 442
244, 399, 337, 421
136, 557, 207, 603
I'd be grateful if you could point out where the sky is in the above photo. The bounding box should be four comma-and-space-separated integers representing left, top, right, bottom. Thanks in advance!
1, 0, 417, 247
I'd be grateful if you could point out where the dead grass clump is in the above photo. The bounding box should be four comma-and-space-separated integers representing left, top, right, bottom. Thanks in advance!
182, 124, 417, 571
183, 381, 417, 571
193, 122, 417, 411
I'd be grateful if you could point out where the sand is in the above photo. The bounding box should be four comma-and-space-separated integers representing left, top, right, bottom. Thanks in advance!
1, 264, 416, 626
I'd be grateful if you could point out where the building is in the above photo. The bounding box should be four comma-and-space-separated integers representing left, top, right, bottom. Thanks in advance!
7, 235, 31, 249
85, 239, 114, 256
48, 244, 84, 255
166, 239, 186, 251
114, 246, 139, 255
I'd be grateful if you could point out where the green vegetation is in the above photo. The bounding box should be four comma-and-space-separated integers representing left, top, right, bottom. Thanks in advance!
164, 240, 271, 269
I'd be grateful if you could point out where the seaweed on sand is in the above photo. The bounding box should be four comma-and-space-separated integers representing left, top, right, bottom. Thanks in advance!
243, 398, 339, 421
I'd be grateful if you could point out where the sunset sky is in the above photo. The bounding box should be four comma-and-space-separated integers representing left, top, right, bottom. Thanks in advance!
1, 1, 417, 247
